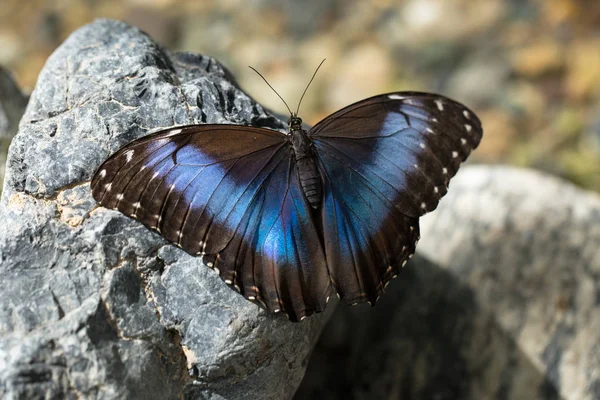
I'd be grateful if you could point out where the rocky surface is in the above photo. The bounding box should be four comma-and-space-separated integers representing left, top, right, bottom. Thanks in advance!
3, 17, 599, 400
0, 67, 28, 195
0, 66, 27, 139
0, 19, 332, 400
297, 166, 600, 400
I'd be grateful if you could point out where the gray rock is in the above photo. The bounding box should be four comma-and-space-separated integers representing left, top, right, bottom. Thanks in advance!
0, 67, 29, 196
297, 166, 600, 400
0, 19, 332, 400
0, 66, 28, 139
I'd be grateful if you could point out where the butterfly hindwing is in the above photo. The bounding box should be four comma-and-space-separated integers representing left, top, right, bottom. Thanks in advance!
91, 124, 331, 321
318, 147, 420, 305
201, 153, 332, 321
311, 92, 482, 303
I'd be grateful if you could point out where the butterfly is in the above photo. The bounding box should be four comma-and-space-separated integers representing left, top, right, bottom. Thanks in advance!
91, 63, 482, 322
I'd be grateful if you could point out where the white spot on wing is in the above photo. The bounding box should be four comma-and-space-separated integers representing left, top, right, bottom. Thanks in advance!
419, 142, 426, 149
388, 94, 406, 100
461, 138, 467, 145
434, 99, 444, 111
206, 261, 213, 268
432, 118, 438, 123
434, 186, 439, 194
452, 151, 458, 158
463, 110, 470, 119
99, 169, 107, 178
151, 172, 159, 180
465, 124, 472, 132
104, 183, 112, 191
421, 202, 426, 209
443, 167, 448, 174
248, 296, 256, 300
116, 194, 124, 200
225, 279, 232, 284
402, 260, 408, 267
167, 128, 182, 137
426, 128, 434, 134
124, 149, 134, 162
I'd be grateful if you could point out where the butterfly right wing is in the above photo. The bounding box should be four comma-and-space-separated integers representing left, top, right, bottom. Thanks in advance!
310, 92, 482, 304
91, 124, 331, 321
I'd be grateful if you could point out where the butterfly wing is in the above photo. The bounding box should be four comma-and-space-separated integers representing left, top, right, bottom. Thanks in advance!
91, 125, 331, 321
310, 92, 483, 304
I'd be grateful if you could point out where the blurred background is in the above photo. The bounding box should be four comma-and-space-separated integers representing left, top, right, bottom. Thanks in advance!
1, 0, 599, 193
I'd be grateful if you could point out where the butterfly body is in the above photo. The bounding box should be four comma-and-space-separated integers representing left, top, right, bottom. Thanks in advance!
289, 117, 322, 209
91, 92, 483, 321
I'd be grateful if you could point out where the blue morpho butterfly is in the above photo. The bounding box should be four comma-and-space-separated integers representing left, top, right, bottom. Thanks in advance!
91, 60, 483, 322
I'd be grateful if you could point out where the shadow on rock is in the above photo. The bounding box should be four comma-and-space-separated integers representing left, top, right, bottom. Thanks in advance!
296, 254, 562, 400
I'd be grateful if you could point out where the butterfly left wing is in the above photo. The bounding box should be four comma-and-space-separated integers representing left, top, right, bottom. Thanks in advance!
91, 124, 332, 321
310, 92, 483, 304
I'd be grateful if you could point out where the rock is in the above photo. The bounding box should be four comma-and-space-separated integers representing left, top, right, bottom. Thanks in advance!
325, 43, 394, 112
0, 66, 28, 139
511, 40, 564, 78
0, 32, 21, 66
296, 166, 600, 400
0, 66, 28, 196
0, 19, 332, 400
566, 38, 600, 100
445, 53, 511, 106
379, 0, 506, 48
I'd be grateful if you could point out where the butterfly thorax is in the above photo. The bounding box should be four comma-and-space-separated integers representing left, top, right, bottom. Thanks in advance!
290, 123, 322, 209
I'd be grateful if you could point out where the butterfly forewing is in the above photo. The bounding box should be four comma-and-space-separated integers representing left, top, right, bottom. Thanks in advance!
310, 92, 482, 217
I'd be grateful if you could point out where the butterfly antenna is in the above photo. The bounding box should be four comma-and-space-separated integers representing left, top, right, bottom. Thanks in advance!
248, 66, 293, 116
296, 58, 326, 116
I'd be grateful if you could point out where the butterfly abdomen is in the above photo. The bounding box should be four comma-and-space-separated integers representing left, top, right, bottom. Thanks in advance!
291, 129, 322, 209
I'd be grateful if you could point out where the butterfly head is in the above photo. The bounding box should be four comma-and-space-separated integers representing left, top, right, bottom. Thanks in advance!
288, 115, 303, 131
249, 59, 325, 134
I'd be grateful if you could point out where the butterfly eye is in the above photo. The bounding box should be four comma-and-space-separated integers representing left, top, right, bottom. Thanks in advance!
288, 116, 303, 130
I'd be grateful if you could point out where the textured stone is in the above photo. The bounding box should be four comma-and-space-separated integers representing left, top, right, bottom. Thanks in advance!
297, 166, 600, 400
0, 19, 331, 400
0, 66, 29, 196
0, 66, 28, 139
